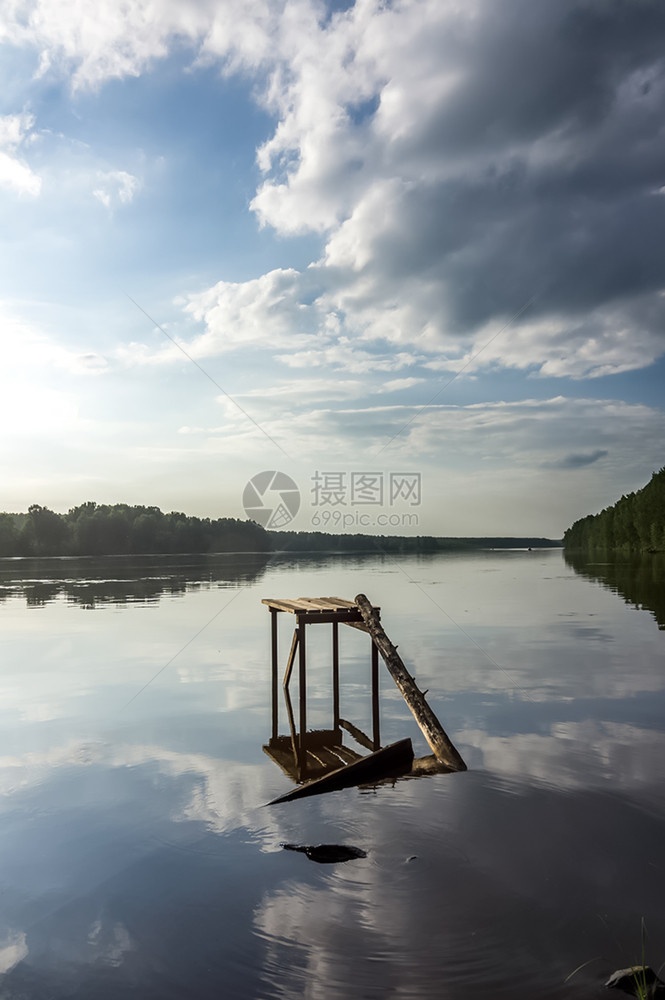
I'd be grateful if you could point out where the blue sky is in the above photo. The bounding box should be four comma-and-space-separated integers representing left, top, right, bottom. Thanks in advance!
1, 0, 664, 536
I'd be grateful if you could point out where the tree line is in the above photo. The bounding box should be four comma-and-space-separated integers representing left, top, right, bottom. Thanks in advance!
0, 501, 563, 558
269, 531, 561, 553
563, 467, 665, 553
0, 503, 270, 557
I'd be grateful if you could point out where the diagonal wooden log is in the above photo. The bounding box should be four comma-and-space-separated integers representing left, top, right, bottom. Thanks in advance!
355, 593, 467, 772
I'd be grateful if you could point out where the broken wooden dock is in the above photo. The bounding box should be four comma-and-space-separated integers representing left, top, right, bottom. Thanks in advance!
262, 594, 466, 798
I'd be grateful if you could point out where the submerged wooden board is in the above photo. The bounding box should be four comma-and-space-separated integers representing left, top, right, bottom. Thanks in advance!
266, 738, 414, 805
263, 743, 362, 780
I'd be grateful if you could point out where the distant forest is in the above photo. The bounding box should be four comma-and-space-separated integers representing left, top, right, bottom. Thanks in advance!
0, 503, 270, 557
268, 531, 561, 553
0, 502, 561, 558
563, 467, 665, 553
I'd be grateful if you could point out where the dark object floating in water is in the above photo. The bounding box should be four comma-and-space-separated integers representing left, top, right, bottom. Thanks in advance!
605, 966, 665, 996
282, 843, 367, 864
266, 737, 414, 804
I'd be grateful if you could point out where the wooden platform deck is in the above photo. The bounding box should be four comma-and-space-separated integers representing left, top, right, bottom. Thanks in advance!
261, 596, 379, 629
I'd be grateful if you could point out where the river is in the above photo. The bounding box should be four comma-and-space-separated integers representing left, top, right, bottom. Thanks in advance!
0, 548, 663, 998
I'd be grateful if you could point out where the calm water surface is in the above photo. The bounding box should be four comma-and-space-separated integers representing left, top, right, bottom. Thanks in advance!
1, 549, 664, 998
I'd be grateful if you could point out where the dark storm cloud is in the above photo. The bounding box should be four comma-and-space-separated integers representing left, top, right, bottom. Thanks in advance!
352, 0, 665, 349
545, 449, 609, 470
401, 0, 665, 155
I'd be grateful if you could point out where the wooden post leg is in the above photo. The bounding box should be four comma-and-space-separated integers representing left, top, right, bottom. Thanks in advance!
332, 621, 340, 730
283, 629, 300, 689
298, 620, 307, 777
371, 639, 380, 751
271, 609, 279, 740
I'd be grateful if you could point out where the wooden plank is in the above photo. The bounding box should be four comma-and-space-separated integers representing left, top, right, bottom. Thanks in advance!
282, 628, 299, 689
343, 620, 369, 632
330, 745, 362, 765
355, 593, 467, 772
266, 738, 415, 804
305, 748, 338, 769
262, 599, 304, 613
339, 717, 375, 752
306, 746, 361, 770
323, 596, 360, 608
296, 597, 343, 610
288, 598, 329, 611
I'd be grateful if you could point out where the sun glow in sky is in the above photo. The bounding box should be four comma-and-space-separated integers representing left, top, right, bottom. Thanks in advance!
1, 0, 664, 536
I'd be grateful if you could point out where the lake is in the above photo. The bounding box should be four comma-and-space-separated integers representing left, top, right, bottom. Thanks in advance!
1, 548, 664, 999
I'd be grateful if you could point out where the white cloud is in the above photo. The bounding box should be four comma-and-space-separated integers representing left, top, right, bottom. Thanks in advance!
427, 300, 665, 380
377, 377, 424, 392
344, 395, 665, 473
0, 113, 34, 148
0, 931, 28, 975
4, 1, 664, 374
276, 341, 421, 374
0, 113, 41, 196
175, 258, 665, 379
182, 267, 335, 353
1, 0, 209, 91
237, 377, 365, 401
92, 169, 141, 209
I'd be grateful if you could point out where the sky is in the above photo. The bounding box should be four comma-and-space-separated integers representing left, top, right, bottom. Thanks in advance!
1, 0, 664, 538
